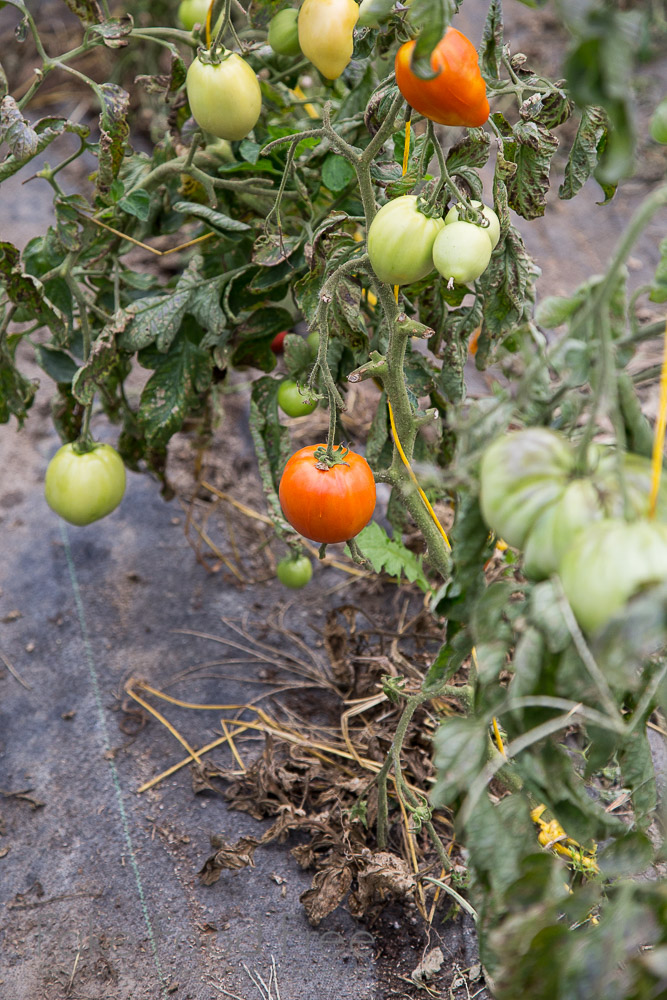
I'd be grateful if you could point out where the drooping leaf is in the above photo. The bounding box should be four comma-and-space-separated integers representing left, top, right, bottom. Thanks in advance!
559, 106, 611, 201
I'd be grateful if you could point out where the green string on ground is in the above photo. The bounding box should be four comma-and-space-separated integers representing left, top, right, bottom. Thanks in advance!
60, 520, 171, 1000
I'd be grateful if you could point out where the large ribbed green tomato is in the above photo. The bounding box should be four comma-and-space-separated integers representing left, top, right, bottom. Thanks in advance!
45, 443, 126, 526
186, 51, 262, 141
367, 196, 445, 286
279, 444, 376, 543
559, 520, 667, 633
297, 0, 359, 80
432, 220, 492, 284
480, 429, 667, 580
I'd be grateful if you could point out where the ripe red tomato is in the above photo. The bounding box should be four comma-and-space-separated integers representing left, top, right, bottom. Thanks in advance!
270, 330, 288, 354
279, 444, 376, 543
395, 28, 490, 128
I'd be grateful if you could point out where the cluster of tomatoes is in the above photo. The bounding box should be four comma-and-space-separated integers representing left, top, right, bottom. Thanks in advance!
480, 428, 667, 633
368, 195, 499, 288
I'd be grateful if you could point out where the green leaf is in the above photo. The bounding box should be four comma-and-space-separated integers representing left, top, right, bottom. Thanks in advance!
0, 241, 66, 336
283, 333, 313, 381
478, 225, 539, 350
649, 236, 667, 304
172, 201, 251, 233
231, 306, 293, 372
430, 715, 489, 806
33, 344, 79, 384
117, 188, 151, 221
249, 375, 292, 496
617, 727, 658, 832
598, 831, 654, 878
136, 330, 211, 449
351, 521, 430, 592
558, 106, 611, 201
480, 0, 503, 81
321, 154, 356, 193
239, 138, 261, 164
406, 0, 455, 80
0, 339, 36, 426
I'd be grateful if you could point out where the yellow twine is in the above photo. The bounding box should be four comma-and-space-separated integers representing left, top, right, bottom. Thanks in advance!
648, 315, 667, 518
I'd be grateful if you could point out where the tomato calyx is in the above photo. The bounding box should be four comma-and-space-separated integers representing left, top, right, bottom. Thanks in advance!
312, 442, 351, 469
197, 45, 234, 66
414, 195, 441, 221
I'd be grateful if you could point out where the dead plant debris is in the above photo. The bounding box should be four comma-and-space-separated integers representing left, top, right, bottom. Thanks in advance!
127, 599, 471, 929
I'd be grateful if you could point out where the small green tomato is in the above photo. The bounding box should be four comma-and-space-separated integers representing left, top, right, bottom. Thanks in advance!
276, 554, 313, 588
444, 200, 500, 249
277, 380, 317, 417
432, 220, 492, 285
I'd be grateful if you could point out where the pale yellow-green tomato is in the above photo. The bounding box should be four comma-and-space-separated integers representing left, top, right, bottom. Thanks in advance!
445, 200, 500, 249
432, 220, 492, 284
367, 195, 445, 285
186, 51, 262, 141
178, 0, 222, 32
45, 443, 126, 526
297, 0, 359, 80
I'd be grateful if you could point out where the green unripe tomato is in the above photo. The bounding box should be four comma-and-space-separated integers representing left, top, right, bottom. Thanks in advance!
276, 553, 313, 588
277, 379, 317, 417
186, 51, 262, 141
367, 195, 445, 285
650, 97, 667, 144
444, 200, 500, 249
268, 9, 302, 56
45, 442, 126, 526
559, 519, 667, 633
306, 330, 320, 357
479, 428, 575, 549
522, 478, 603, 580
178, 0, 222, 32
432, 220, 492, 284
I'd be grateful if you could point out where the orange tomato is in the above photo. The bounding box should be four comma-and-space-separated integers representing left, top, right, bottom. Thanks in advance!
279, 444, 376, 543
395, 28, 490, 128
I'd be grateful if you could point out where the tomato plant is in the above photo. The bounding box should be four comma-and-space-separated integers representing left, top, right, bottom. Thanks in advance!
279, 445, 376, 543
44, 443, 126, 526
395, 28, 490, 128
297, 0, 359, 80
277, 380, 317, 417
432, 220, 492, 284
367, 196, 445, 286
276, 553, 313, 588
3, 0, 667, 992
186, 50, 262, 140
